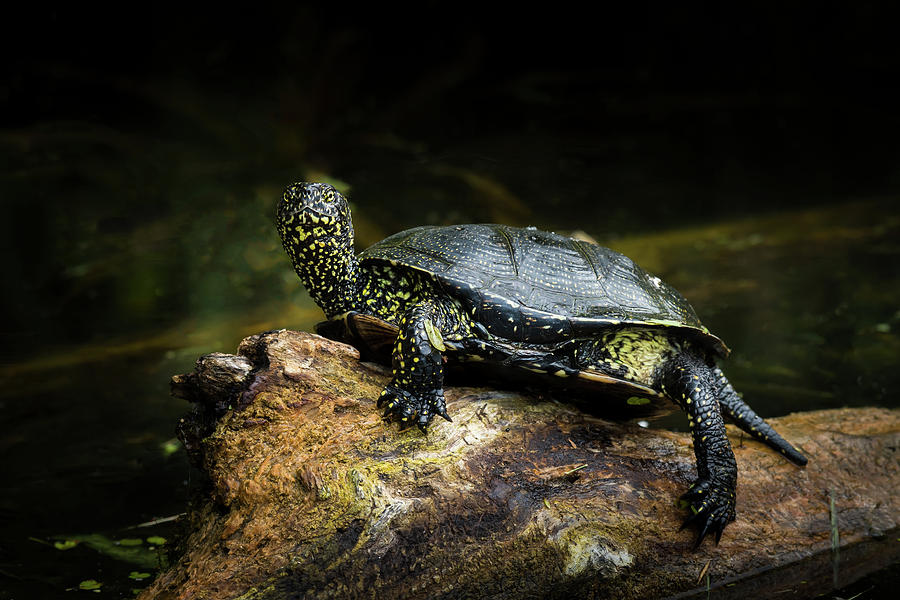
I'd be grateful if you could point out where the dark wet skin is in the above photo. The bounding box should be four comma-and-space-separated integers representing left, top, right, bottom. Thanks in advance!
277, 182, 808, 547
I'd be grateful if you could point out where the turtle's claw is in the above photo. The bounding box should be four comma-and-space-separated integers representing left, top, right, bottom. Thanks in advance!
679, 509, 703, 531
377, 384, 449, 432
429, 392, 450, 423
680, 476, 735, 548
690, 506, 730, 548
714, 524, 724, 546
694, 517, 714, 550
378, 385, 421, 425
416, 409, 432, 433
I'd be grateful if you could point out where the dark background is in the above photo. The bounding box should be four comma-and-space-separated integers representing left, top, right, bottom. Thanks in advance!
4, 4, 900, 354
2, 4, 899, 598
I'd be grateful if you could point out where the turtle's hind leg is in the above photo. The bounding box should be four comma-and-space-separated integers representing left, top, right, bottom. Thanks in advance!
658, 352, 738, 547
713, 367, 808, 466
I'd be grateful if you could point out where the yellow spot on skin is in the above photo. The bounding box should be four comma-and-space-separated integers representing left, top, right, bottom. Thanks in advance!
554, 370, 567, 377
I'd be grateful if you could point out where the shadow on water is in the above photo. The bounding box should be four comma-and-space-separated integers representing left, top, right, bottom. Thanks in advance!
2, 7, 899, 598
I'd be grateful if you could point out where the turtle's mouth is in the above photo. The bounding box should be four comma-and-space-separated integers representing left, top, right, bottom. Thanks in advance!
300, 213, 351, 241
280, 204, 335, 222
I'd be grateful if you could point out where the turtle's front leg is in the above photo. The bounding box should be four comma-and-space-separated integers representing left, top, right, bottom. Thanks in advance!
379, 301, 452, 432
659, 352, 738, 547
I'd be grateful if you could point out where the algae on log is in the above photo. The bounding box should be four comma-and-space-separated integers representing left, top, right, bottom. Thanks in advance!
147, 330, 900, 600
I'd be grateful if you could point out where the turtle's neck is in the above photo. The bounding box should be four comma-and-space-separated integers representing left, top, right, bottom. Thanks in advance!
279, 218, 363, 319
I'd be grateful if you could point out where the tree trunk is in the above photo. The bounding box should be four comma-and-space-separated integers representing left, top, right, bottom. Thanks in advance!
145, 330, 900, 600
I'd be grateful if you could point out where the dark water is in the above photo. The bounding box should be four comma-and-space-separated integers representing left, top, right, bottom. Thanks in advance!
2, 7, 899, 598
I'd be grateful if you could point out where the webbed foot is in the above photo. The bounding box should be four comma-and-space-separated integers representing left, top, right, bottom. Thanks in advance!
377, 384, 450, 432
679, 476, 736, 548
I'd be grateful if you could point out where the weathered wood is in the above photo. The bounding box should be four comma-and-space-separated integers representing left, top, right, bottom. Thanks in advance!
146, 330, 900, 600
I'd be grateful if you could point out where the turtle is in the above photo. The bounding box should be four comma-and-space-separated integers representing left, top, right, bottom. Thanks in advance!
276, 181, 808, 547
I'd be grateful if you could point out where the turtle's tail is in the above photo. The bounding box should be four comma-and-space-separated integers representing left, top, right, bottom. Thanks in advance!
713, 367, 808, 466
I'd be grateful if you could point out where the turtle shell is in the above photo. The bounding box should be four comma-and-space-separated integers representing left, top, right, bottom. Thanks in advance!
358, 224, 728, 357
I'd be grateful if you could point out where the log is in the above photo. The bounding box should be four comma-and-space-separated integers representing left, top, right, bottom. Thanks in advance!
145, 330, 900, 600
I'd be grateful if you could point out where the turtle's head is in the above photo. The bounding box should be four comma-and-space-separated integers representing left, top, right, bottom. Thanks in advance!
277, 182, 358, 317
278, 182, 352, 229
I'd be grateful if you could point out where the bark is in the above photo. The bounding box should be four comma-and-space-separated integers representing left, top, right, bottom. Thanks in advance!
145, 330, 900, 600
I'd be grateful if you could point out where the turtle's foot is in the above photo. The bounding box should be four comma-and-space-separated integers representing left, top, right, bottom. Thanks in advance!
377, 384, 451, 433
679, 476, 736, 548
